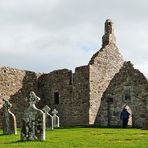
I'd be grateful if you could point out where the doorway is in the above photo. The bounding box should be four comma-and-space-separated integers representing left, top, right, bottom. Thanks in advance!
121, 104, 132, 127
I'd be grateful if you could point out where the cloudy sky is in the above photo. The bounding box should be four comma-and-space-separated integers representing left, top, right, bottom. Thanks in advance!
0, 0, 147, 77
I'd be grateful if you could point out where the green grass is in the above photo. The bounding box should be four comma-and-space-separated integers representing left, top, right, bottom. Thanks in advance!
0, 127, 148, 148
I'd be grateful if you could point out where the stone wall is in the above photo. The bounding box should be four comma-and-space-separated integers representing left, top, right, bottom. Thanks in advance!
38, 66, 89, 126
38, 69, 73, 126
88, 19, 124, 125
0, 67, 41, 127
97, 62, 148, 127
72, 66, 89, 125
0, 66, 89, 127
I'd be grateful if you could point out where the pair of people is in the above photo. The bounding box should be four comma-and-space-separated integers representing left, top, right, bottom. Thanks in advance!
120, 108, 130, 128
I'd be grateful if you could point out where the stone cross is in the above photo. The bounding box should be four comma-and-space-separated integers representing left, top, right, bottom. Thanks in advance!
42, 105, 53, 130
20, 91, 45, 141
52, 108, 59, 128
42, 105, 51, 115
2, 99, 17, 135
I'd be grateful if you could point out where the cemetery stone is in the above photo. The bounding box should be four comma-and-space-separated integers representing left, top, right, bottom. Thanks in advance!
2, 99, 17, 135
20, 91, 45, 141
143, 116, 148, 130
42, 105, 53, 130
142, 93, 148, 130
52, 108, 59, 128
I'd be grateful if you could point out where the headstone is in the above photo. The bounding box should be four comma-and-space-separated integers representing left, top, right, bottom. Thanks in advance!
20, 91, 45, 141
42, 105, 53, 130
143, 116, 148, 130
142, 93, 148, 130
52, 108, 59, 128
2, 99, 17, 135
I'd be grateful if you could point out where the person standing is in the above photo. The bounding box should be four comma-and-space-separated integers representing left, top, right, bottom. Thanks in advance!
120, 108, 130, 128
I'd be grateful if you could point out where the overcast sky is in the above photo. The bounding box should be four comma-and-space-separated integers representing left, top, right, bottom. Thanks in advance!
0, 0, 147, 77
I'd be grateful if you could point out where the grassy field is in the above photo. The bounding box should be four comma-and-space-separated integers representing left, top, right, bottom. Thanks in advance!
0, 127, 148, 148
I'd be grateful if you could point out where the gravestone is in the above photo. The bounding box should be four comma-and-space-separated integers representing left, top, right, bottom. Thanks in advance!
143, 116, 148, 130
2, 99, 17, 135
52, 108, 59, 128
20, 91, 45, 141
42, 105, 53, 130
142, 93, 148, 130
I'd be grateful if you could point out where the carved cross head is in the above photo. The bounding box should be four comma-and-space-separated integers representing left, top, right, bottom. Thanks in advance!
25, 91, 40, 104
42, 105, 51, 115
52, 108, 58, 115
3, 99, 12, 110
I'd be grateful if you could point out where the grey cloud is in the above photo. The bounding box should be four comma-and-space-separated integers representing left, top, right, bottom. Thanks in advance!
0, 0, 147, 76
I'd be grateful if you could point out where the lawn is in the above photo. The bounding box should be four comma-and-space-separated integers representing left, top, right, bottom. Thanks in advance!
0, 127, 148, 148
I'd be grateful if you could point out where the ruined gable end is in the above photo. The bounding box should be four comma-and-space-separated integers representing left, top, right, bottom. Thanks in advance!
97, 61, 148, 127
88, 19, 124, 125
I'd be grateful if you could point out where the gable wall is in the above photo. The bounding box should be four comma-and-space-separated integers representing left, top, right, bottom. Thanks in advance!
97, 62, 148, 127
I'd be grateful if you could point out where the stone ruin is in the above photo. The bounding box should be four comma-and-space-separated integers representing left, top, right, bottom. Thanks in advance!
2, 99, 17, 135
20, 91, 45, 141
0, 19, 147, 129
96, 61, 148, 128
42, 105, 53, 130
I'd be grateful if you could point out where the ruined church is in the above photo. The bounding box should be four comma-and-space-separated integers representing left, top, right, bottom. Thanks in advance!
0, 19, 147, 128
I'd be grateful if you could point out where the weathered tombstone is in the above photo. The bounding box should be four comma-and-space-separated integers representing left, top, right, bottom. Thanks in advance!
52, 108, 59, 128
2, 99, 17, 135
20, 91, 45, 141
142, 93, 148, 130
42, 105, 53, 130
143, 116, 148, 130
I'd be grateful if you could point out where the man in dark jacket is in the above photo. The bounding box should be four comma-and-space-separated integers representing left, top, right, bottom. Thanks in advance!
120, 108, 130, 128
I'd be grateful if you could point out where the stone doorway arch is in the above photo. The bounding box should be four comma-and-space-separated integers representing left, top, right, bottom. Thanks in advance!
121, 104, 133, 127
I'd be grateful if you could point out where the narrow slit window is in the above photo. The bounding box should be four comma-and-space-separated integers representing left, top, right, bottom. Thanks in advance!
107, 97, 113, 103
123, 86, 131, 100
54, 92, 59, 105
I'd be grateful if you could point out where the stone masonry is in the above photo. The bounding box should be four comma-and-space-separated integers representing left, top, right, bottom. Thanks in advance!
89, 19, 124, 124
0, 19, 147, 128
0, 67, 41, 127
96, 61, 148, 127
